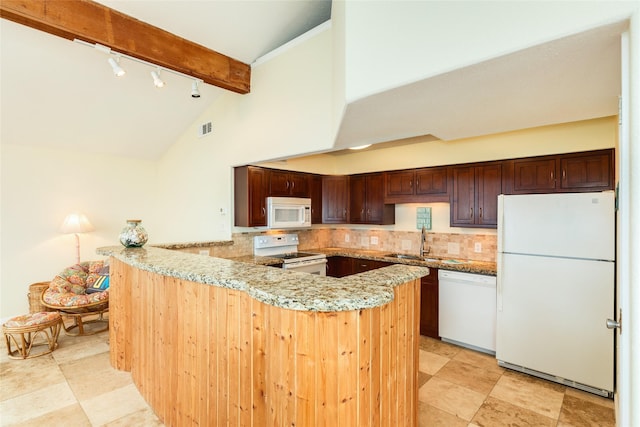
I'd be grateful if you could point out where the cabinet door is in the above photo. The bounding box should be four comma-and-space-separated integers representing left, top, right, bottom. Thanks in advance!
268, 170, 292, 196
326, 256, 353, 278
512, 158, 557, 193
385, 170, 415, 197
322, 176, 349, 223
366, 173, 395, 225
476, 164, 502, 227
560, 151, 613, 191
234, 166, 268, 227
450, 166, 475, 226
310, 174, 323, 224
269, 170, 310, 197
415, 167, 448, 195
349, 175, 367, 223
288, 171, 310, 197
420, 269, 439, 338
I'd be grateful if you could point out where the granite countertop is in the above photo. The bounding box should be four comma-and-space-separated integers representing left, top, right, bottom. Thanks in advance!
315, 248, 497, 276
97, 246, 429, 313
229, 248, 497, 276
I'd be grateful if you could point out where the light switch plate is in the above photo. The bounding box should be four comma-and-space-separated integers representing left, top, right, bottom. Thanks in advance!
371, 236, 379, 245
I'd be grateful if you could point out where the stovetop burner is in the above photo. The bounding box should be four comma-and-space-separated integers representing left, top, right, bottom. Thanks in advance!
272, 252, 322, 260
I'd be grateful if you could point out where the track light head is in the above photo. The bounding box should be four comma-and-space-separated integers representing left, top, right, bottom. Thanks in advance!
191, 81, 201, 98
151, 70, 165, 88
108, 57, 126, 77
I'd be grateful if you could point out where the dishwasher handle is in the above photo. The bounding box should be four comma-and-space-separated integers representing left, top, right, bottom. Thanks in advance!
438, 270, 496, 286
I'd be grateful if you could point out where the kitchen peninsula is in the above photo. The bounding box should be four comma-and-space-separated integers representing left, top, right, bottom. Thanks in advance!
99, 245, 429, 427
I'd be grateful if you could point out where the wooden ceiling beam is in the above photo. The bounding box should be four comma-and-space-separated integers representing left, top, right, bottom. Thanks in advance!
0, 0, 251, 94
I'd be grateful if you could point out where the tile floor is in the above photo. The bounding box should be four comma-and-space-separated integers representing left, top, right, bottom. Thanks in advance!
1, 327, 615, 426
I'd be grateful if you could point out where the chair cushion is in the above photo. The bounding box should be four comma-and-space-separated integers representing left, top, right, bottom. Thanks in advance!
43, 260, 109, 308
4, 312, 61, 328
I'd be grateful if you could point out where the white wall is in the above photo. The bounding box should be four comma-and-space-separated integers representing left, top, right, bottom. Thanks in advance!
343, 1, 637, 102
153, 25, 335, 242
0, 144, 158, 319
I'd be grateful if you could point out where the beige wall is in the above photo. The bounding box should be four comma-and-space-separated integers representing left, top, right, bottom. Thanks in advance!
342, 1, 635, 103
0, 144, 158, 319
260, 116, 618, 175
153, 25, 335, 243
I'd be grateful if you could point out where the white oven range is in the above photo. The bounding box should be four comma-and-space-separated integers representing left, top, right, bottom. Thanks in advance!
254, 234, 327, 276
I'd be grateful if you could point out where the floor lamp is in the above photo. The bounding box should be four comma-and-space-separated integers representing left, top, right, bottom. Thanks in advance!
60, 213, 95, 264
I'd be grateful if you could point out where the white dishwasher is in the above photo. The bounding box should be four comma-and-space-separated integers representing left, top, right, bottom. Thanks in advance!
438, 270, 497, 354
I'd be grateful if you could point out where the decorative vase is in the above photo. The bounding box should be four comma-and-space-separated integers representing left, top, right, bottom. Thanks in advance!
119, 219, 148, 248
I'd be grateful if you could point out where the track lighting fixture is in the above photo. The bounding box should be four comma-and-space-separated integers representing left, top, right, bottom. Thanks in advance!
191, 80, 201, 98
76, 40, 205, 98
151, 69, 165, 88
107, 57, 126, 77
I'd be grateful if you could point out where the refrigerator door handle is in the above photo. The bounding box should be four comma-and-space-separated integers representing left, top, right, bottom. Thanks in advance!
497, 195, 505, 253
496, 252, 503, 312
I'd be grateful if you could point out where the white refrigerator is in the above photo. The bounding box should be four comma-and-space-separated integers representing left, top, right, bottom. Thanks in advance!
496, 191, 615, 397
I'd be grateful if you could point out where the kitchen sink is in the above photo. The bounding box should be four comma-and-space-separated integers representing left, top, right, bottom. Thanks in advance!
385, 253, 434, 261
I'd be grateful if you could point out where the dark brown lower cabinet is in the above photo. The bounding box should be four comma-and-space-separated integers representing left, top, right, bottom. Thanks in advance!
326, 256, 353, 278
326, 256, 392, 277
420, 268, 439, 338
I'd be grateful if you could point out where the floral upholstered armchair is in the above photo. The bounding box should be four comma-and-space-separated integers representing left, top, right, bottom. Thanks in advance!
41, 260, 109, 335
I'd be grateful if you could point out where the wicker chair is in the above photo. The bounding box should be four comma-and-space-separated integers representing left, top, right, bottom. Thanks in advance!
41, 261, 109, 336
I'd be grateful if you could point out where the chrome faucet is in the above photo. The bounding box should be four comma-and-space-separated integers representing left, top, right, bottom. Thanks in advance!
420, 226, 430, 257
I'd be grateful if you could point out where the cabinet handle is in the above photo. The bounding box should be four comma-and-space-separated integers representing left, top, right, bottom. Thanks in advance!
291, 181, 295, 190
410, 180, 413, 188
262, 207, 266, 216
470, 207, 473, 218
562, 169, 566, 180
286, 181, 290, 189
550, 170, 554, 181
479, 207, 483, 218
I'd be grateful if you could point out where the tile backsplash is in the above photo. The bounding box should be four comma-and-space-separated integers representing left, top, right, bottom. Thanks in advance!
173, 227, 496, 263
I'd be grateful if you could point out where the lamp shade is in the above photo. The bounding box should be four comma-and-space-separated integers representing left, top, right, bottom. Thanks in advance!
60, 213, 95, 234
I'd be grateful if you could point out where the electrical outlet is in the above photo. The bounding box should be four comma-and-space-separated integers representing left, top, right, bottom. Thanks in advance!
345, 234, 350, 243
198, 250, 209, 256
371, 236, 379, 245
474, 242, 482, 253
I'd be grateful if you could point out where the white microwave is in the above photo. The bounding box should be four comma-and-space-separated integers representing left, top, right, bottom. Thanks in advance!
267, 197, 311, 229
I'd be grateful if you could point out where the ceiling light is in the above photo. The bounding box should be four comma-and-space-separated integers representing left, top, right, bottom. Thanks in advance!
191, 80, 201, 98
349, 144, 372, 150
107, 57, 125, 77
151, 69, 165, 88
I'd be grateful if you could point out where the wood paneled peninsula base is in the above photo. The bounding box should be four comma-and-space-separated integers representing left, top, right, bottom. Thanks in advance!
98, 246, 428, 427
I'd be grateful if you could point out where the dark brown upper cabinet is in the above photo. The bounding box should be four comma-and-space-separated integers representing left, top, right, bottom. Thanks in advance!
310, 174, 323, 224
450, 162, 502, 228
268, 169, 310, 198
350, 173, 395, 225
503, 149, 614, 195
234, 166, 268, 227
322, 175, 350, 224
384, 167, 448, 203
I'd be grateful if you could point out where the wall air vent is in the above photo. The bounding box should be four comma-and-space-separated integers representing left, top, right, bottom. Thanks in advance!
198, 121, 213, 137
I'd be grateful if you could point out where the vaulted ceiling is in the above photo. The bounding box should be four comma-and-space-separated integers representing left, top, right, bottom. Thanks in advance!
0, 0, 332, 159
1, 1, 626, 162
